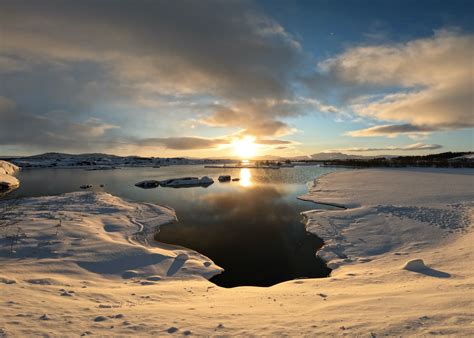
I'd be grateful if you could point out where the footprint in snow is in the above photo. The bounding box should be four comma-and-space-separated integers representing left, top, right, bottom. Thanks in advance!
0, 277, 16, 284
60, 291, 74, 297
146, 276, 162, 281
166, 327, 179, 333
94, 316, 108, 322
138, 281, 156, 285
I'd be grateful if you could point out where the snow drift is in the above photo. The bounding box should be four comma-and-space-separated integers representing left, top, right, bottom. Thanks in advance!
0, 160, 20, 192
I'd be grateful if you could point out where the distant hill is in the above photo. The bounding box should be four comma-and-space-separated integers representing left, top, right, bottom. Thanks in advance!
24, 152, 122, 160
310, 152, 396, 161
317, 152, 474, 168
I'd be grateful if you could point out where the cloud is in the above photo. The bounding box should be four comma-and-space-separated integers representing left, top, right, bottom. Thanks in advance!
318, 29, 474, 136
202, 97, 338, 137
133, 137, 230, 150
336, 143, 443, 152
129, 136, 293, 150
0, 94, 294, 153
0, 97, 118, 151
0, 0, 316, 147
255, 139, 292, 145
347, 124, 437, 137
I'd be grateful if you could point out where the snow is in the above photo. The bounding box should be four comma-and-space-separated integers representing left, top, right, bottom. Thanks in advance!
0, 160, 19, 176
0, 192, 222, 280
1, 168, 473, 336
160, 176, 214, 187
0, 174, 19, 189
300, 168, 473, 269
403, 258, 428, 271
0, 160, 20, 192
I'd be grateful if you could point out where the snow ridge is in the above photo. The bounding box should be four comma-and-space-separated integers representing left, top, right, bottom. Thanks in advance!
301, 168, 474, 270
0, 160, 20, 193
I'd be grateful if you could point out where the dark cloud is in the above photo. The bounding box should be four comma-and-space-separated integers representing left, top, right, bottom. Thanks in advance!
133, 137, 230, 150
347, 124, 438, 137
0, 0, 312, 149
0, 97, 118, 152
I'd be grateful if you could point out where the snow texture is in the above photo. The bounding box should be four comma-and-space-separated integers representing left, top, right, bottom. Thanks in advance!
0, 168, 473, 336
0, 160, 20, 191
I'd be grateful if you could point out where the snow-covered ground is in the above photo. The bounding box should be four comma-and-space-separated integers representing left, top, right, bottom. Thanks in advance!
8, 152, 232, 169
1, 168, 473, 336
0, 160, 20, 193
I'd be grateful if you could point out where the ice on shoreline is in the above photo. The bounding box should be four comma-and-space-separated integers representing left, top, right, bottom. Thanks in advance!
0, 191, 222, 280
0, 160, 20, 192
1, 168, 473, 336
300, 168, 473, 269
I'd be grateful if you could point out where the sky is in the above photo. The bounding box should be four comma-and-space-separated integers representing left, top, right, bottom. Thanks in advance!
0, 0, 472, 158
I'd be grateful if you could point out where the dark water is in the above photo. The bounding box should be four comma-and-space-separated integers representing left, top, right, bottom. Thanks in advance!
8, 165, 344, 287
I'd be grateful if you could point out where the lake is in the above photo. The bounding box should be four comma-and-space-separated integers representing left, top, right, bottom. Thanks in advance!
7, 165, 345, 287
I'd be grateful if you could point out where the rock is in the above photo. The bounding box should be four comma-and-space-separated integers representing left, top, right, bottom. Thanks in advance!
39, 314, 50, 320
134, 180, 160, 189
403, 258, 427, 271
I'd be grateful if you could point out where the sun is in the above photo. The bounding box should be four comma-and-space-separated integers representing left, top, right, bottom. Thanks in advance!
232, 136, 257, 159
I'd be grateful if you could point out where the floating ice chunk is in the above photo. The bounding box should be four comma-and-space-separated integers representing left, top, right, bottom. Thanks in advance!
0, 160, 20, 194
0, 174, 19, 189
160, 176, 214, 188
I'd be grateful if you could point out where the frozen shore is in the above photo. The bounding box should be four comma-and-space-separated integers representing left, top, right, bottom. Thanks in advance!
0, 160, 20, 193
300, 168, 474, 269
1, 168, 473, 336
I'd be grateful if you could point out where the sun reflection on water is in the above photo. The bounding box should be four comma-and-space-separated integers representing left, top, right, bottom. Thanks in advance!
239, 168, 252, 187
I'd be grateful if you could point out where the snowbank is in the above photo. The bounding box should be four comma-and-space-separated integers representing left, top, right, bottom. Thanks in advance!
0, 160, 20, 192
0, 191, 221, 280
301, 168, 473, 269
1, 169, 473, 336
0, 160, 19, 176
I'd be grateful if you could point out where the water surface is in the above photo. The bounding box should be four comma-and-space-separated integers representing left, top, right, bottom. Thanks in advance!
8, 165, 344, 287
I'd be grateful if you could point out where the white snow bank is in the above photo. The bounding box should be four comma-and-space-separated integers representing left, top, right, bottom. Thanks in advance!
0, 160, 20, 192
301, 168, 474, 269
0, 191, 222, 280
1, 169, 473, 336
300, 167, 474, 208
403, 258, 428, 271
0, 173, 19, 189
0, 160, 19, 175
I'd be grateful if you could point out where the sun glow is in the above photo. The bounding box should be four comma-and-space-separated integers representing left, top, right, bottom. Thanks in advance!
239, 168, 252, 187
232, 136, 257, 159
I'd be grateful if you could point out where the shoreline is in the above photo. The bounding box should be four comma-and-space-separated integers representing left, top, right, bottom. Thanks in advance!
1, 167, 473, 336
